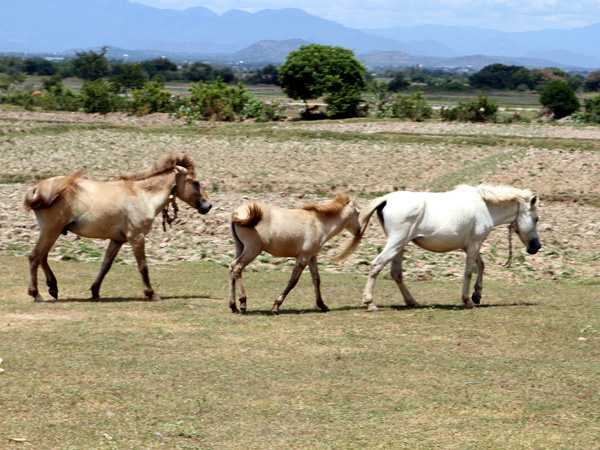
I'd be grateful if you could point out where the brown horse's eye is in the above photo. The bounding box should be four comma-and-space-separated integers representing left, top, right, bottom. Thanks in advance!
192, 181, 200, 189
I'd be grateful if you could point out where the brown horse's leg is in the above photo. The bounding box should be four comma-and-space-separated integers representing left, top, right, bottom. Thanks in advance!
390, 251, 419, 307
90, 240, 124, 300
41, 255, 59, 300
28, 228, 62, 302
272, 259, 307, 314
129, 236, 159, 301
472, 254, 484, 305
308, 257, 328, 312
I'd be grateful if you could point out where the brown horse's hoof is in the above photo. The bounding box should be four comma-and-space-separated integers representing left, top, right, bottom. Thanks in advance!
48, 289, 59, 300
317, 303, 330, 313
472, 292, 481, 305
230, 306, 240, 314
33, 294, 45, 303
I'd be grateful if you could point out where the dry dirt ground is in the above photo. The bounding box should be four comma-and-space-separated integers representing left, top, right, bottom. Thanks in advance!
1, 112, 599, 285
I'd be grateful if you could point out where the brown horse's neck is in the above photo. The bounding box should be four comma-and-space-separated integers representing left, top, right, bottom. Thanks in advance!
318, 212, 348, 245
133, 171, 177, 217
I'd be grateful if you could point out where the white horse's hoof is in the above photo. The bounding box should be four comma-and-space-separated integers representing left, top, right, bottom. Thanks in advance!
367, 303, 379, 312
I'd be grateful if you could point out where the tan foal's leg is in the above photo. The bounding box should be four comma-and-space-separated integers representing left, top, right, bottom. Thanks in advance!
129, 236, 159, 301
390, 251, 419, 307
472, 254, 484, 305
272, 259, 307, 314
229, 243, 261, 313
90, 240, 124, 300
308, 256, 329, 312
28, 228, 62, 302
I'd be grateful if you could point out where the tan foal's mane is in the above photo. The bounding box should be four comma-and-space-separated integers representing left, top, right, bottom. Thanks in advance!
120, 152, 197, 181
302, 193, 351, 215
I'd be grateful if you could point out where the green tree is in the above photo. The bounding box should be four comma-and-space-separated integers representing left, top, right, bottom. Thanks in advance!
470, 64, 535, 90
142, 58, 178, 80
24, 58, 56, 76
111, 63, 148, 91
72, 48, 110, 81
279, 44, 366, 117
246, 64, 279, 85
81, 79, 116, 113
130, 81, 173, 115
539, 80, 580, 119
387, 72, 410, 92
584, 70, 600, 92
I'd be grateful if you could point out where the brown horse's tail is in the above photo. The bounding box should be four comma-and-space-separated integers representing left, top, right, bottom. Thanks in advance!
24, 171, 83, 211
334, 194, 389, 262
231, 202, 263, 228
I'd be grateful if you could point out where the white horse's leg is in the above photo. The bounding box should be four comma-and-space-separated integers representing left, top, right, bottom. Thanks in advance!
362, 234, 408, 311
461, 246, 481, 309
390, 250, 419, 307
272, 258, 307, 314
472, 253, 484, 305
308, 256, 328, 312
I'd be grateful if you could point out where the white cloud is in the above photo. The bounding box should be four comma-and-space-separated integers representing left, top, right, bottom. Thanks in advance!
134, 0, 600, 30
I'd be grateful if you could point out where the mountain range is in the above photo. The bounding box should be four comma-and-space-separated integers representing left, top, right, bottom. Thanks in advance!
1, 0, 600, 69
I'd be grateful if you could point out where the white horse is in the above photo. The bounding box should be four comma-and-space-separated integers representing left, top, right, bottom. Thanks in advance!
354, 184, 541, 310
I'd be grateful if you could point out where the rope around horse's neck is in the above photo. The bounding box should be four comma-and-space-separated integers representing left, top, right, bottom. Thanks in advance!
161, 195, 179, 232
503, 203, 520, 268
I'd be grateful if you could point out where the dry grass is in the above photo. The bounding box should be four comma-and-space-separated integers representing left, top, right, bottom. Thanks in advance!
1, 256, 599, 449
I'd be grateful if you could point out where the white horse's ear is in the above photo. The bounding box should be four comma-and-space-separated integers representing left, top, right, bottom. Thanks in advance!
174, 165, 188, 175
530, 195, 538, 208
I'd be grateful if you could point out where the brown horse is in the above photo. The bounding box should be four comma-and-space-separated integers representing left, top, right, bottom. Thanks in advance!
228, 193, 363, 314
24, 152, 212, 302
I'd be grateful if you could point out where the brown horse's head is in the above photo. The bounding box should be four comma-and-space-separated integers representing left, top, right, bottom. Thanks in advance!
174, 166, 212, 214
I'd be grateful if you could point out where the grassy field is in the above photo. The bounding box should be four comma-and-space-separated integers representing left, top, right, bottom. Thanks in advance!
0, 111, 599, 448
1, 256, 599, 449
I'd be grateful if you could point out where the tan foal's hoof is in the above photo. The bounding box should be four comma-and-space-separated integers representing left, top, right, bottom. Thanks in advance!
463, 300, 475, 309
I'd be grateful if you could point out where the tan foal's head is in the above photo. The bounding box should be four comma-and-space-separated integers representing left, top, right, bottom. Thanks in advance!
174, 166, 212, 214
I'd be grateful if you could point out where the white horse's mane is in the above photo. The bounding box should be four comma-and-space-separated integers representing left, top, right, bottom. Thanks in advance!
456, 184, 534, 204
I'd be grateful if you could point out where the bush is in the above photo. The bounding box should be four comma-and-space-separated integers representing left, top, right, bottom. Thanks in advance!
178, 81, 249, 122
40, 82, 82, 111
387, 73, 410, 92
583, 70, 600, 92
441, 96, 498, 122
573, 95, 600, 124
241, 97, 285, 122
130, 81, 174, 115
81, 80, 123, 114
539, 80, 580, 119
386, 92, 432, 121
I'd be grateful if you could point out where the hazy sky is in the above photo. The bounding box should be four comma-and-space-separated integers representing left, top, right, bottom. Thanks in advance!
134, 0, 600, 31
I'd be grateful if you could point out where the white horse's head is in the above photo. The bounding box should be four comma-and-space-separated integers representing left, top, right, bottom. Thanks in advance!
515, 194, 541, 254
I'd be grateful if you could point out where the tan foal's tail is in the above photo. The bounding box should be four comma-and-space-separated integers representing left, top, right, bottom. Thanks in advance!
231, 202, 263, 228
24, 171, 83, 211
335, 194, 389, 262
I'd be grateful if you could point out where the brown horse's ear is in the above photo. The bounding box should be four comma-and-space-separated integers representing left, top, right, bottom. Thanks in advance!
174, 165, 188, 175
530, 195, 538, 208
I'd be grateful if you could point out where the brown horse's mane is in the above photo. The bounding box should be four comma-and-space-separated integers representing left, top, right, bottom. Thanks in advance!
120, 152, 197, 181
302, 193, 351, 215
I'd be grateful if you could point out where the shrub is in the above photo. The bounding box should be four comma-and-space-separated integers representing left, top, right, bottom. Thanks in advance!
178, 81, 249, 122
130, 81, 174, 115
539, 80, 580, 119
40, 82, 82, 111
324, 85, 365, 119
573, 95, 600, 124
441, 96, 498, 122
583, 70, 600, 92
387, 73, 410, 92
81, 80, 123, 114
241, 97, 285, 122
385, 92, 432, 121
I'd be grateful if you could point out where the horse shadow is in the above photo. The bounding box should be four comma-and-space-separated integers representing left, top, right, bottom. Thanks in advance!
53, 294, 213, 303
242, 301, 538, 316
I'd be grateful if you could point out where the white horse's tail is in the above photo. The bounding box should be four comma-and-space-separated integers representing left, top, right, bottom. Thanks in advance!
335, 194, 389, 262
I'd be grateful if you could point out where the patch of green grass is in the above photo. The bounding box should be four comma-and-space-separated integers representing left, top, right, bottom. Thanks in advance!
0, 256, 598, 449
